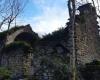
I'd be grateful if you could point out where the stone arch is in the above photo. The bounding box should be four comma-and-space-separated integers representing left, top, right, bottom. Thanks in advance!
6, 26, 33, 45
14, 32, 36, 44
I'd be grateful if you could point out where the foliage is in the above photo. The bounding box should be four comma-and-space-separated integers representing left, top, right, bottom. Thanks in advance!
0, 31, 7, 40
34, 55, 68, 80
0, 67, 12, 79
53, 57, 68, 80
53, 64, 68, 80
2, 41, 31, 53
80, 60, 100, 80
80, 15, 86, 23
41, 27, 69, 42
0, 26, 23, 40
8, 26, 21, 35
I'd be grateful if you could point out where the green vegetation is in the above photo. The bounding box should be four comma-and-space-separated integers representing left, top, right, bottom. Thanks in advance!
41, 27, 69, 42
0, 25, 29, 38
80, 15, 86, 23
2, 41, 31, 53
33, 54, 69, 80
0, 67, 12, 80
52, 57, 68, 80
6, 25, 26, 35
0, 26, 24, 40
54, 64, 68, 80
0, 31, 7, 40
80, 60, 100, 80
8, 26, 21, 35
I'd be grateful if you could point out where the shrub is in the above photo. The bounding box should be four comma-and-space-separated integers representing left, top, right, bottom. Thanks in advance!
80, 60, 100, 80
0, 31, 7, 40
2, 41, 31, 53
41, 27, 69, 42
0, 67, 12, 79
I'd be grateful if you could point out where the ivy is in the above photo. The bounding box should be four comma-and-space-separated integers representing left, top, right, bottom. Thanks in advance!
2, 41, 31, 53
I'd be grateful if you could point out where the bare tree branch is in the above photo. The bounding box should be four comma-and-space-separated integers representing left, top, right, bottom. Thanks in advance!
0, 0, 28, 30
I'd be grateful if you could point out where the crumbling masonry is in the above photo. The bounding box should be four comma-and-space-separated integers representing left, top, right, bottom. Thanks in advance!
74, 3, 100, 64
0, 3, 100, 80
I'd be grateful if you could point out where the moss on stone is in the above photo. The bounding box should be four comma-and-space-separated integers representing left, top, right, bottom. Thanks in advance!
2, 41, 31, 53
80, 60, 100, 80
0, 67, 12, 79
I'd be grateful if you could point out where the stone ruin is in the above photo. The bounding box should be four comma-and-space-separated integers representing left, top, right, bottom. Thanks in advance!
0, 3, 99, 80
75, 3, 100, 64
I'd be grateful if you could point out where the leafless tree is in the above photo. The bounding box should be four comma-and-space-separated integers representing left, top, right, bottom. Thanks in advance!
0, 0, 28, 30
68, 0, 76, 80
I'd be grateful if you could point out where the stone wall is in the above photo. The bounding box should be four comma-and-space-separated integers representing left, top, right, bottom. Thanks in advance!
6, 24, 33, 45
0, 47, 34, 77
0, 3, 100, 80
75, 4, 100, 64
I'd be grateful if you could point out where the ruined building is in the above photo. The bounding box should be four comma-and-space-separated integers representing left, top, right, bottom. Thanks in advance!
75, 3, 100, 64
0, 3, 99, 80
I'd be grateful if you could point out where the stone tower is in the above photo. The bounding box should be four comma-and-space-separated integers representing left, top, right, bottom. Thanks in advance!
75, 3, 100, 64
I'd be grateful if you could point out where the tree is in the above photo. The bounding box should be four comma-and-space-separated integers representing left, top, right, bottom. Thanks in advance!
0, 0, 28, 59
76, 0, 100, 18
0, 0, 28, 30
67, 0, 76, 80
67, 0, 100, 80
91, 0, 100, 18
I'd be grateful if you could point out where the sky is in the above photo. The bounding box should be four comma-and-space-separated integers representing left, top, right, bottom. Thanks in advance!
1, 0, 100, 36
15, 0, 69, 35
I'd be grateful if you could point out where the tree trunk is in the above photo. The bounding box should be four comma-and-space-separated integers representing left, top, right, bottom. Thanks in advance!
68, 0, 76, 80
